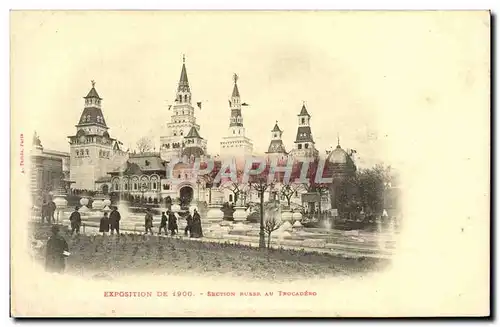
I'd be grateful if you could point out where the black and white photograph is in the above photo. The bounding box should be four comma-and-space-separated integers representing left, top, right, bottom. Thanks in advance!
10, 10, 490, 317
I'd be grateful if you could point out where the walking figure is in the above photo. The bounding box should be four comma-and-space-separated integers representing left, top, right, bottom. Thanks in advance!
184, 212, 193, 237
109, 206, 121, 235
99, 212, 110, 236
167, 210, 178, 236
45, 225, 69, 274
69, 206, 82, 236
144, 208, 154, 235
159, 212, 168, 235
191, 208, 203, 238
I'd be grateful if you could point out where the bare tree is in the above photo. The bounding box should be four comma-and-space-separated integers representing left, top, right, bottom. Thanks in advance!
136, 137, 153, 153
250, 176, 273, 249
280, 183, 303, 208
264, 207, 283, 249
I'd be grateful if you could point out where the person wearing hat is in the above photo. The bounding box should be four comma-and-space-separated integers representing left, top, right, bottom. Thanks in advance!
45, 225, 69, 273
99, 212, 110, 236
144, 208, 154, 235
159, 212, 168, 235
69, 206, 82, 236
109, 206, 121, 235
167, 209, 178, 236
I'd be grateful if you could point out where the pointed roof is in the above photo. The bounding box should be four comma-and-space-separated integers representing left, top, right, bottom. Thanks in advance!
266, 140, 287, 154
185, 126, 203, 139
298, 103, 311, 117
177, 56, 190, 92
271, 121, 282, 133
231, 73, 240, 97
84, 80, 101, 99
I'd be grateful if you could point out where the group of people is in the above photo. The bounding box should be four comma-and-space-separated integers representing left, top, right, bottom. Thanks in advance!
154, 208, 203, 238
98, 207, 122, 235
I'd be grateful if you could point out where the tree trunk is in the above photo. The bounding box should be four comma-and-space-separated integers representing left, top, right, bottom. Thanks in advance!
208, 188, 212, 204
259, 190, 266, 249
267, 232, 271, 249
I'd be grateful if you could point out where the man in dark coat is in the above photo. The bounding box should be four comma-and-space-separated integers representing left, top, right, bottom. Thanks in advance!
69, 206, 82, 236
167, 210, 177, 236
191, 209, 203, 238
184, 213, 193, 237
144, 208, 154, 235
109, 206, 121, 235
99, 212, 110, 235
159, 212, 168, 235
45, 225, 69, 273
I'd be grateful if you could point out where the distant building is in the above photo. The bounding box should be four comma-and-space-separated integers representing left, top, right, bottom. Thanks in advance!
160, 56, 207, 162
289, 103, 319, 160
67, 81, 127, 191
220, 74, 254, 161
30, 132, 70, 204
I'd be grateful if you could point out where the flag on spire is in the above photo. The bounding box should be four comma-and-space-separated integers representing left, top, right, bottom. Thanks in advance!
168, 105, 172, 110
228, 100, 232, 106
197, 102, 202, 109
242, 103, 249, 106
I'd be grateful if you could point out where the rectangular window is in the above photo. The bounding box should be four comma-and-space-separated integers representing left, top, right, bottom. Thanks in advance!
134, 183, 138, 190
152, 182, 156, 190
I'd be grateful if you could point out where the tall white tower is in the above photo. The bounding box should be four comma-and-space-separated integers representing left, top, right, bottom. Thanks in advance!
160, 56, 207, 162
68, 81, 120, 190
290, 102, 319, 159
220, 74, 253, 161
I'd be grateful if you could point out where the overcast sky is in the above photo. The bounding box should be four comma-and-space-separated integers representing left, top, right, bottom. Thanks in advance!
11, 11, 489, 170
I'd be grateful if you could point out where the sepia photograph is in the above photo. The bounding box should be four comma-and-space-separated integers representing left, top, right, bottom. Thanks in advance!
10, 10, 490, 317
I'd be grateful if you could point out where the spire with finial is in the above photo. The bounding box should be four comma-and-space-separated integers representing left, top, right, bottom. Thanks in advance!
177, 55, 190, 94
229, 73, 243, 127
337, 133, 341, 148
298, 101, 311, 117
232, 73, 240, 98
84, 79, 101, 100
267, 120, 286, 154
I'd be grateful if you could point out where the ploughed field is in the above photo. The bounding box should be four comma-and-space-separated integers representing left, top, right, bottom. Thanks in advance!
32, 232, 390, 280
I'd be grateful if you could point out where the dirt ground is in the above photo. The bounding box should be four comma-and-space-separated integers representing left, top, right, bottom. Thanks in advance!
33, 233, 391, 281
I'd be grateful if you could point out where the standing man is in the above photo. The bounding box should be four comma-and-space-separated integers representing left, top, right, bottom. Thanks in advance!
69, 206, 82, 236
184, 211, 193, 237
159, 212, 168, 235
109, 206, 121, 235
167, 210, 177, 236
45, 225, 69, 273
144, 208, 154, 235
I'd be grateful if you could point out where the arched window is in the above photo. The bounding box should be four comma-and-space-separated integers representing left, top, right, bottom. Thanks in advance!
233, 130, 235, 134
134, 183, 138, 190
305, 143, 309, 149
178, 95, 182, 102
301, 118, 305, 124
298, 144, 302, 150
85, 149, 89, 156
184, 95, 188, 102
229, 194, 233, 202
274, 133, 277, 138
180, 130, 183, 135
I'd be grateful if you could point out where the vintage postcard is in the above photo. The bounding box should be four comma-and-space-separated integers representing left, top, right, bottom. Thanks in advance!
10, 10, 490, 317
